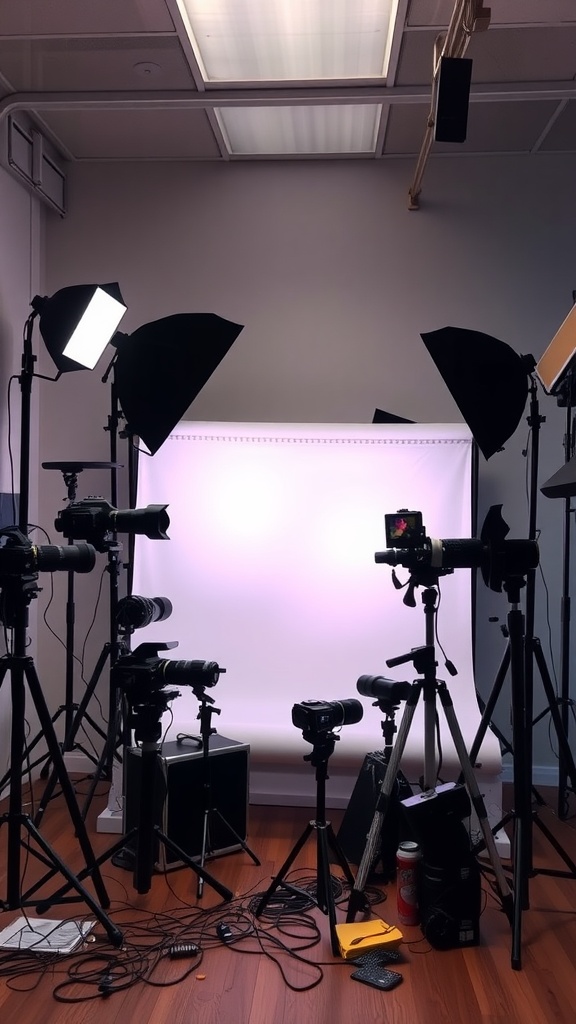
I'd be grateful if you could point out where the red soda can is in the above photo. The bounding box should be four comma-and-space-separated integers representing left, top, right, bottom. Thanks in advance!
396, 841, 421, 926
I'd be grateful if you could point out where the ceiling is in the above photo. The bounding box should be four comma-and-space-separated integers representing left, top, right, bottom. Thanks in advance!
0, 0, 575, 209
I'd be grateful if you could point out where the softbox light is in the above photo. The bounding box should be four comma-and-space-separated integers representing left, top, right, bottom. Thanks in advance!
421, 327, 530, 460
113, 313, 243, 455
32, 283, 127, 374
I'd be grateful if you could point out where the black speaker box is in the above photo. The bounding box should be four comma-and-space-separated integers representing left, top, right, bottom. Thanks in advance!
336, 751, 413, 881
434, 57, 473, 143
123, 734, 250, 871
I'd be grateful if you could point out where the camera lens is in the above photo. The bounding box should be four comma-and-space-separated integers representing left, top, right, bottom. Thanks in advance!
117, 595, 172, 630
161, 659, 221, 688
35, 543, 96, 573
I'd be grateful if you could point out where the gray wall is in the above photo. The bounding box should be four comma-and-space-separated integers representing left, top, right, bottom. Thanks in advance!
0, 163, 41, 770
24, 153, 576, 780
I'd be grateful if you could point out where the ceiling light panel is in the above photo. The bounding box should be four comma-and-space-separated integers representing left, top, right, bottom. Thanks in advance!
215, 104, 381, 155
177, 0, 398, 82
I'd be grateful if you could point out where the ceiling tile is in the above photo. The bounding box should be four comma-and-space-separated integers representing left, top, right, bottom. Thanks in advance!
396, 26, 576, 86
383, 98, 563, 155
0, 0, 176, 35
39, 108, 222, 160
539, 99, 576, 151
0, 36, 198, 93
408, 0, 576, 28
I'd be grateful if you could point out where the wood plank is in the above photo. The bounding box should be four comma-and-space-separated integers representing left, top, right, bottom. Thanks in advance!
1, 783, 576, 1022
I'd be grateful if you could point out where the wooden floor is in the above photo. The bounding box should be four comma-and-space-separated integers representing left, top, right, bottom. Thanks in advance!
1, 779, 576, 1023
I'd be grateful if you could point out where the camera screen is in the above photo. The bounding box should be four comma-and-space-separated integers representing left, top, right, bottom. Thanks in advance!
384, 511, 424, 548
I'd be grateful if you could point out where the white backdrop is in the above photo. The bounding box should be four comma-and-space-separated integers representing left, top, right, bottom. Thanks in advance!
131, 422, 500, 790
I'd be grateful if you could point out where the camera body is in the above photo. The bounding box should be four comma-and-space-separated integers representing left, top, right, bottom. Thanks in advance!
291, 698, 363, 735
55, 497, 169, 552
112, 642, 223, 697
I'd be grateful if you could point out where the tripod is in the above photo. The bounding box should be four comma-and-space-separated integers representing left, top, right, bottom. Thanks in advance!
31, 463, 116, 797
0, 305, 122, 947
346, 583, 514, 942
177, 690, 260, 899
336, 683, 413, 881
0, 554, 123, 946
467, 379, 576, 887
254, 729, 356, 957
68, 690, 234, 900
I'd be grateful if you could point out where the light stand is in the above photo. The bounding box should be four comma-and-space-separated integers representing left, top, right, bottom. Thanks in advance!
254, 727, 356, 957
467, 378, 576, 882
40, 462, 117, 757
0, 310, 122, 946
176, 685, 260, 899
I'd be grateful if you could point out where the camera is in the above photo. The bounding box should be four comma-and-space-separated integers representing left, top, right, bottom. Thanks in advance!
291, 698, 363, 735
0, 527, 95, 576
377, 505, 539, 592
113, 642, 224, 696
55, 497, 170, 552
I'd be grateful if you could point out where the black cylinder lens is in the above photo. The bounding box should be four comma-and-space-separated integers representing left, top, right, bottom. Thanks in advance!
161, 659, 221, 688
357, 674, 412, 703
113, 505, 170, 541
117, 594, 172, 631
35, 543, 96, 573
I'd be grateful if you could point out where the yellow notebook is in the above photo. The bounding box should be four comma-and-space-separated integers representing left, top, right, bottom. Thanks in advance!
334, 919, 403, 960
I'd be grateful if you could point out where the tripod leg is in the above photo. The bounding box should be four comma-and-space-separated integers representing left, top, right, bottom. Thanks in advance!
346, 683, 420, 922
316, 823, 341, 956
22, 659, 113, 910
325, 823, 355, 888
436, 681, 515, 926
19, 818, 123, 948
532, 638, 576, 796
254, 823, 315, 917
468, 642, 511, 768
209, 809, 261, 866
197, 807, 261, 900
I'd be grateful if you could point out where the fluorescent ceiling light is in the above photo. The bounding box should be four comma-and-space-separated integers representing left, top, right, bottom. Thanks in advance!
178, 0, 398, 82
63, 287, 127, 369
216, 104, 381, 155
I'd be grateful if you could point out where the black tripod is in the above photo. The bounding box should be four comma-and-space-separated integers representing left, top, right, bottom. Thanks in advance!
0, 306, 122, 947
30, 463, 116, 805
0, 610, 122, 945
346, 582, 514, 938
177, 689, 260, 899
69, 689, 234, 900
467, 380, 576, 892
254, 728, 356, 957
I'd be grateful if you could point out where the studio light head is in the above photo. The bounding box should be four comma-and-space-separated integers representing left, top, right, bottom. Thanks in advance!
54, 497, 169, 552
291, 698, 363, 738
32, 283, 127, 375
421, 327, 531, 460
112, 313, 244, 455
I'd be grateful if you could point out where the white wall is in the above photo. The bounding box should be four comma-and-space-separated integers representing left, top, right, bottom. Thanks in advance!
35, 153, 576, 781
